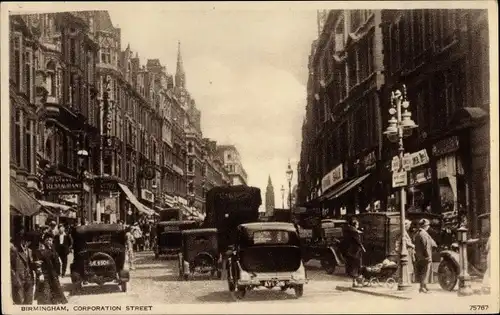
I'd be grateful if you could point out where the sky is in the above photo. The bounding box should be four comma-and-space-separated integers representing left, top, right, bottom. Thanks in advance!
106, 6, 319, 210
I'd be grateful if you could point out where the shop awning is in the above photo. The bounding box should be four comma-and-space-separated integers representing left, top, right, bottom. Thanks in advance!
320, 173, 371, 202
333, 173, 372, 199
118, 183, 155, 216
10, 179, 42, 216
38, 200, 77, 218
319, 179, 353, 202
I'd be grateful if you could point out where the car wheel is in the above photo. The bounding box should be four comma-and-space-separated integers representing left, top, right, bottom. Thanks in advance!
294, 284, 304, 298
120, 282, 127, 292
438, 259, 458, 291
321, 257, 336, 274
233, 286, 246, 300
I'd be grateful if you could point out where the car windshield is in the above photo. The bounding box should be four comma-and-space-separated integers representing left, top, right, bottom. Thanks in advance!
252, 230, 290, 245
81, 232, 113, 244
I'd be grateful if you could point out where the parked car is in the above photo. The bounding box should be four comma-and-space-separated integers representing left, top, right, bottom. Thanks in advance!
155, 220, 198, 258
70, 224, 130, 293
178, 228, 221, 280
226, 222, 307, 299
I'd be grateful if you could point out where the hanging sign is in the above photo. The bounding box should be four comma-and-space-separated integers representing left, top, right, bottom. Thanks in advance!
391, 156, 400, 172
402, 153, 412, 171
411, 149, 430, 168
392, 171, 408, 188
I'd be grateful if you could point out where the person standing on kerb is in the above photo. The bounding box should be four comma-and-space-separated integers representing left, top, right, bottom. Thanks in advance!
414, 218, 437, 293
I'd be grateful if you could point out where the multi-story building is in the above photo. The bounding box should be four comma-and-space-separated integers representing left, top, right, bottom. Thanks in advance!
217, 145, 248, 186
298, 10, 490, 259
10, 12, 100, 230
202, 138, 231, 202
185, 98, 205, 213
298, 10, 383, 218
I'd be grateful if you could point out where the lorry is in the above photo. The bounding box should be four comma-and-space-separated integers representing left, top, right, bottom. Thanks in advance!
202, 185, 262, 254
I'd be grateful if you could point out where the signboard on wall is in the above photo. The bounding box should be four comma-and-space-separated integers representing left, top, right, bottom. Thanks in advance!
44, 175, 82, 193
141, 189, 155, 203
321, 164, 343, 193
432, 136, 459, 157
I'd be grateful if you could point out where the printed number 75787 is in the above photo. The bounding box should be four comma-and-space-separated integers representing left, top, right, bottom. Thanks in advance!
470, 305, 489, 311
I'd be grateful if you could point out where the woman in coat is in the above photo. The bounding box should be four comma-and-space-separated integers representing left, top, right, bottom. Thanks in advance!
395, 219, 415, 282
34, 233, 67, 304
342, 217, 366, 287
413, 218, 436, 293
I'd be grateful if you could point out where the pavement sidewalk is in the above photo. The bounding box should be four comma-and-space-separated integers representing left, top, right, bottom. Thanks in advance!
335, 280, 487, 300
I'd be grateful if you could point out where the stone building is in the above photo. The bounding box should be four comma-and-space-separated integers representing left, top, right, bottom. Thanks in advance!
298, 9, 490, 257
217, 145, 248, 186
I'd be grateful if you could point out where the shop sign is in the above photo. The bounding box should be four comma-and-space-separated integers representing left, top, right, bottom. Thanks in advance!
411, 149, 430, 168
96, 178, 119, 193
409, 167, 432, 186
177, 196, 188, 206
362, 151, 377, 171
391, 157, 400, 172
141, 189, 155, 203
402, 154, 412, 171
432, 136, 459, 157
392, 171, 408, 188
44, 175, 82, 193
321, 164, 343, 193
103, 75, 113, 147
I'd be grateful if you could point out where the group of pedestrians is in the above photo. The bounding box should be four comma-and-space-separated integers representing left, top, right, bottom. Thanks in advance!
10, 220, 74, 305
340, 217, 442, 292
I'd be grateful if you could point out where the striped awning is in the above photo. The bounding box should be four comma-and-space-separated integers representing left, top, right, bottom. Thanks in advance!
118, 183, 156, 216
10, 179, 42, 216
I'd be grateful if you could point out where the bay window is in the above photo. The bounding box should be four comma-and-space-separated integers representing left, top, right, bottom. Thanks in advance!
15, 109, 22, 167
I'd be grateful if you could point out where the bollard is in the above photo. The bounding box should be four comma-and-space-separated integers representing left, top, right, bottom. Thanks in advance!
457, 226, 473, 296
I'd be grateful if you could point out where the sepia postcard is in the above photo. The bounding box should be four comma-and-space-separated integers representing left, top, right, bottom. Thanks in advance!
1, 1, 498, 314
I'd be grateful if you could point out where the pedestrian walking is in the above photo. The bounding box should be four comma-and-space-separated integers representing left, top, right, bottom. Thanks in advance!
395, 219, 415, 282
54, 224, 72, 277
34, 233, 67, 305
341, 217, 366, 287
125, 226, 136, 270
414, 218, 436, 293
131, 223, 143, 252
11, 233, 36, 305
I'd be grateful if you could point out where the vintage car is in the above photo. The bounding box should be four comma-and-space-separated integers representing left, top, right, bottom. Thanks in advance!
178, 228, 221, 280
226, 222, 307, 299
70, 224, 129, 293
437, 213, 490, 291
155, 220, 198, 258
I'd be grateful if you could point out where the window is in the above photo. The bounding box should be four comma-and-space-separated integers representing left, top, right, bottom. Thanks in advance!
350, 10, 362, 31
116, 154, 122, 178
188, 158, 194, 173
12, 35, 22, 89
188, 141, 193, 153
347, 48, 358, 89
70, 38, 76, 64
25, 50, 33, 101
390, 20, 402, 73
15, 110, 22, 167
25, 119, 34, 173
334, 18, 345, 52
46, 61, 56, 96
101, 47, 111, 64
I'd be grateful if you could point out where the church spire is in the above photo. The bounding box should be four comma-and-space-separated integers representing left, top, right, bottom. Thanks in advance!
267, 175, 273, 187
175, 40, 186, 88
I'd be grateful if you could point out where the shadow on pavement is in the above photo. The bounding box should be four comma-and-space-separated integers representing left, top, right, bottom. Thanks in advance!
197, 289, 298, 303
69, 284, 123, 296
150, 274, 222, 282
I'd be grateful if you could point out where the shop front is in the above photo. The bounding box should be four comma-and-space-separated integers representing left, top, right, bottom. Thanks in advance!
117, 182, 156, 224
10, 179, 44, 235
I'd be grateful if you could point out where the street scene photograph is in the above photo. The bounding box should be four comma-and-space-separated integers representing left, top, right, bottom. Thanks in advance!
3, 1, 498, 314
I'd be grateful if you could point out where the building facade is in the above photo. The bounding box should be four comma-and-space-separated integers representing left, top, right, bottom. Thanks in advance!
298, 9, 490, 250
265, 176, 275, 216
10, 12, 100, 229
202, 139, 231, 200
217, 145, 248, 186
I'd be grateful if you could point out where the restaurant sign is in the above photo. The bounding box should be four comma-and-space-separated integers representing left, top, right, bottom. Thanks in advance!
96, 178, 119, 193
321, 164, 343, 193
44, 175, 82, 193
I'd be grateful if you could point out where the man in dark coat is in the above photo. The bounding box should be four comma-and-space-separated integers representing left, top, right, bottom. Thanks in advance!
54, 224, 72, 277
414, 218, 437, 293
34, 233, 67, 304
11, 233, 35, 304
342, 217, 365, 287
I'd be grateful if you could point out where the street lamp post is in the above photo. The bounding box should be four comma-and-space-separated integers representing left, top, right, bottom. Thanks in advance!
281, 185, 285, 209
77, 148, 89, 224
383, 85, 417, 291
286, 161, 293, 210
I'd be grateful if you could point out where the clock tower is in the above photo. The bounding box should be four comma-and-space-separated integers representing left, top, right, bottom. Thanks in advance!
175, 41, 186, 89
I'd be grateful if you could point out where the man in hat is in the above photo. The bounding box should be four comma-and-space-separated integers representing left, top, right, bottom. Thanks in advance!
11, 232, 35, 304
414, 218, 437, 293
